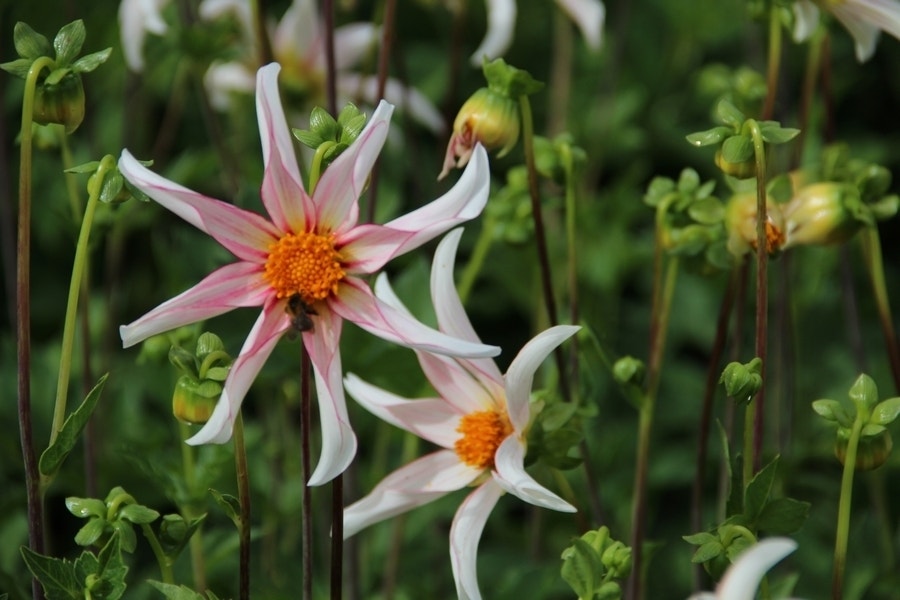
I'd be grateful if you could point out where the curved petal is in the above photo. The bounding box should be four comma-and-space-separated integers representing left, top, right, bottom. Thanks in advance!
256, 63, 313, 233
332, 278, 500, 358
492, 436, 575, 512
186, 299, 291, 444
832, 5, 881, 61
199, 0, 253, 40
274, 0, 320, 61
204, 61, 256, 111
333, 23, 380, 70
470, 0, 517, 65
119, 150, 279, 261
555, 0, 605, 49
304, 305, 357, 485
450, 480, 504, 600
344, 373, 461, 448
337, 73, 445, 134
791, 0, 820, 43
313, 101, 394, 234
119, 0, 169, 72
503, 325, 580, 432
344, 450, 480, 538
716, 538, 798, 600
120, 261, 271, 348
338, 144, 490, 273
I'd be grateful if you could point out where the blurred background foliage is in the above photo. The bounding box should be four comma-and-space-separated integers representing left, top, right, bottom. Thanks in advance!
2, 0, 900, 598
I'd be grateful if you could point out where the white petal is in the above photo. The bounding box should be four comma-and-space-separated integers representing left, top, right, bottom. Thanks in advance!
450, 481, 504, 600
274, 0, 320, 61
343, 450, 480, 538
344, 373, 462, 448
492, 436, 575, 512
337, 73, 446, 134
832, 4, 882, 61
792, 0, 820, 43
555, 0, 605, 49
503, 325, 580, 432
204, 61, 256, 111
470, 0, 517, 65
716, 538, 798, 600
119, 0, 169, 71
333, 23, 380, 70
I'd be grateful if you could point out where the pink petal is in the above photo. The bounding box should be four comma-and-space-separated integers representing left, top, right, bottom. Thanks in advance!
119, 150, 279, 262
344, 449, 480, 539
343, 373, 461, 448
256, 63, 314, 232
303, 305, 358, 486
313, 101, 393, 234
332, 277, 499, 358
337, 73, 445, 134
716, 538, 798, 600
492, 436, 575, 512
504, 325, 580, 432
339, 144, 490, 272
186, 299, 291, 444
120, 261, 271, 348
450, 480, 504, 600
470, 0, 516, 65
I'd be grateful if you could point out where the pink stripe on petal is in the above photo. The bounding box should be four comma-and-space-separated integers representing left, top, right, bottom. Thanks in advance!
332, 278, 499, 358
492, 436, 575, 512
119, 150, 279, 261
314, 100, 393, 234
303, 306, 358, 486
337, 222, 413, 274
186, 300, 292, 445
450, 481, 504, 600
256, 63, 313, 232
120, 261, 271, 348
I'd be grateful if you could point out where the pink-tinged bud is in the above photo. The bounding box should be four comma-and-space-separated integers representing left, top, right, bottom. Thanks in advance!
439, 87, 519, 180
725, 191, 785, 257
835, 427, 893, 471
782, 182, 863, 248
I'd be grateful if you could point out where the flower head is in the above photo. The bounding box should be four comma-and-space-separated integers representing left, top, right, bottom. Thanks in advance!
793, 0, 900, 62
688, 537, 801, 600
343, 228, 577, 600
119, 63, 497, 485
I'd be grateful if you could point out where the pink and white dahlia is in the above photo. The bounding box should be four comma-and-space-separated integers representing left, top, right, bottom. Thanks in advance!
119, 63, 496, 485
793, 0, 900, 62
343, 228, 577, 600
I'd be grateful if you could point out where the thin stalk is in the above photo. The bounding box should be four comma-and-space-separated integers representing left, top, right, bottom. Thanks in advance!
49, 156, 114, 448
457, 213, 495, 304
761, 4, 782, 121
562, 143, 579, 393
250, 0, 274, 66
794, 27, 824, 165
179, 422, 208, 591
141, 522, 176, 584
234, 412, 251, 600
832, 417, 863, 599
300, 349, 313, 600
365, 0, 398, 224
331, 473, 343, 600
859, 227, 900, 393
322, 0, 337, 115
627, 255, 679, 600
547, 8, 574, 136
17, 56, 55, 600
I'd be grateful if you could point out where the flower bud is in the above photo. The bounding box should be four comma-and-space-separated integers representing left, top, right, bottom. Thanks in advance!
782, 182, 865, 248
725, 191, 785, 257
439, 87, 520, 180
715, 148, 756, 179
33, 73, 85, 134
835, 427, 893, 471
172, 376, 220, 425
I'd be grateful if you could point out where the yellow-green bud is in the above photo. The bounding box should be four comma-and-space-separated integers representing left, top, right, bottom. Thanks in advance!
439, 87, 520, 180
782, 182, 863, 248
724, 191, 785, 257
715, 148, 756, 179
172, 376, 220, 425
33, 73, 85, 134
835, 427, 892, 471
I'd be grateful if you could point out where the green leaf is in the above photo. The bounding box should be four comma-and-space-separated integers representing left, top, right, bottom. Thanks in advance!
14, 22, 52, 60
721, 135, 754, 164
691, 540, 724, 564
66, 496, 106, 518
757, 497, 810, 535
685, 126, 730, 147
0, 57, 35, 79
540, 402, 578, 431
812, 399, 852, 426
110, 521, 137, 553
40, 374, 108, 477
21, 546, 82, 600
209, 489, 241, 526
560, 537, 603, 598
744, 455, 779, 521
74, 518, 108, 547
92, 533, 128, 600
72, 48, 112, 73
759, 123, 800, 144
682, 532, 717, 545
54, 20, 86, 66
159, 514, 207, 557
870, 397, 900, 425
147, 581, 208, 599
118, 503, 160, 524
687, 197, 724, 224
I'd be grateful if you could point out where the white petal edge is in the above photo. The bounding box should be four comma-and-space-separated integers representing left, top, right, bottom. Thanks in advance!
492, 436, 575, 512
555, 0, 605, 49
204, 61, 256, 111
831, 4, 881, 61
337, 73, 446, 134
503, 325, 580, 432
792, 0, 820, 43
470, 0, 517, 65
332, 23, 380, 70
450, 480, 504, 600
716, 537, 798, 600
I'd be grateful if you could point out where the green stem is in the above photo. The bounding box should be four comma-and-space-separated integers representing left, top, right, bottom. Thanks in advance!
832, 417, 863, 599
18, 56, 55, 600
300, 348, 313, 600
562, 143, 579, 396
308, 141, 337, 196
457, 212, 495, 304
141, 522, 175, 584
49, 156, 114, 448
859, 227, 900, 393
761, 4, 782, 121
179, 421, 208, 591
234, 411, 251, 600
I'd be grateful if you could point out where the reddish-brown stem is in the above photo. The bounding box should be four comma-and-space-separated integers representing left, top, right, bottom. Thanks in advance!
365, 0, 398, 224
300, 349, 313, 600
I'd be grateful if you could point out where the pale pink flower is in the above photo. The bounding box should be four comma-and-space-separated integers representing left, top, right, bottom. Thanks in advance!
472, 0, 605, 65
119, 63, 496, 485
688, 538, 801, 600
200, 0, 444, 133
793, 0, 900, 62
343, 228, 577, 600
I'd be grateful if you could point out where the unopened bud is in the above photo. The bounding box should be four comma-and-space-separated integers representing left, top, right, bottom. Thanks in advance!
835, 427, 892, 471
33, 73, 85, 133
725, 191, 785, 257
172, 376, 220, 425
782, 182, 866, 248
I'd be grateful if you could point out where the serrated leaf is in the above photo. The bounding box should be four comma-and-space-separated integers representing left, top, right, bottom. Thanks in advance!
72, 48, 112, 73
757, 497, 810, 534
147, 581, 209, 599
21, 546, 81, 600
1, 57, 35, 79
92, 533, 128, 600
66, 496, 106, 518
744, 455, 779, 520
119, 504, 160, 524
54, 20, 86, 66
560, 537, 603, 598
74, 518, 108, 547
40, 374, 108, 477
721, 135, 754, 164
14, 22, 52, 60
870, 397, 900, 425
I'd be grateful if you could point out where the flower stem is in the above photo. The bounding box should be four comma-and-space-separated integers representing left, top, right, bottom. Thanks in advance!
859, 227, 900, 393
331, 474, 344, 599
761, 4, 782, 121
561, 143, 580, 395
832, 417, 863, 599
17, 55, 55, 600
457, 212, 495, 304
234, 411, 251, 600
179, 421, 208, 592
141, 522, 175, 585
365, 0, 398, 224
300, 348, 313, 600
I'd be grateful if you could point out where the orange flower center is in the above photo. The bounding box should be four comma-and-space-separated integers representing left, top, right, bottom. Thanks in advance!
454, 410, 513, 469
264, 231, 345, 304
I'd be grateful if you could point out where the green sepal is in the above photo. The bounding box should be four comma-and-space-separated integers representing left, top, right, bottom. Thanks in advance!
812, 399, 852, 427
721, 134, 754, 164
720, 358, 762, 405
196, 332, 225, 357
39, 374, 108, 477
118, 503, 160, 525
158, 514, 207, 558
758, 122, 800, 144
716, 98, 745, 128
14, 21, 52, 60
0, 57, 35, 79
685, 126, 731, 147
66, 496, 106, 518
74, 517, 108, 547
53, 20, 86, 66
482, 57, 544, 98
849, 373, 879, 415
870, 397, 900, 426
209, 489, 241, 527
72, 48, 113, 73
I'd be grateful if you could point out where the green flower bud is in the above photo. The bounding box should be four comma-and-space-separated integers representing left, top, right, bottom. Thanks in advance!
600, 541, 632, 579
613, 356, 645, 387
782, 182, 867, 248
715, 148, 756, 179
33, 71, 84, 133
172, 376, 220, 425
835, 427, 893, 471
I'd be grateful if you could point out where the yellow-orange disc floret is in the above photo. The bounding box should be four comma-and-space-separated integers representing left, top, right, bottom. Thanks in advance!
264, 231, 345, 304
454, 410, 513, 470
